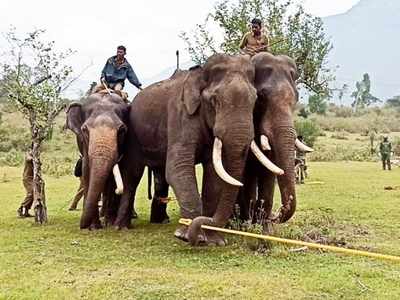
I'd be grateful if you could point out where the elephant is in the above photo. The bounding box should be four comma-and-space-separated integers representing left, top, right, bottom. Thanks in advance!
66, 92, 130, 229
238, 52, 313, 227
116, 53, 282, 245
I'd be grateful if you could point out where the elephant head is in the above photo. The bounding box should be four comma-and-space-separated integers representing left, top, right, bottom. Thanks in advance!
251, 52, 308, 223
172, 54, 282, 244
66, 93, 129, 229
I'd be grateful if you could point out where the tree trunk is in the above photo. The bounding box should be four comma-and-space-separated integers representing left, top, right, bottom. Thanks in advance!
32, 132, 47, 224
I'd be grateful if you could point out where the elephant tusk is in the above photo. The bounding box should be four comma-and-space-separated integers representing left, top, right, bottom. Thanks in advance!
250, 141, 284, 175
295, 138, 314, 152
212, 138, 243, 187
260, 135, 272, 151
113, 164, 124, 195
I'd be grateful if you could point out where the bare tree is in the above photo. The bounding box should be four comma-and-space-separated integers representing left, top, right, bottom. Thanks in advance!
1, 28, 76, 223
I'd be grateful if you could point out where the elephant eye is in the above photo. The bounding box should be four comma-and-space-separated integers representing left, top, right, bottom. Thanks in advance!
290, 69, 298, 82
81, 125, 90, 143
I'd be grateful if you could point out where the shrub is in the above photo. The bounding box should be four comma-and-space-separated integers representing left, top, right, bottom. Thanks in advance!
0, 149, 23, 166
330, 131, 348, 140
309, 144, 372, 162
295, 118, 321, 147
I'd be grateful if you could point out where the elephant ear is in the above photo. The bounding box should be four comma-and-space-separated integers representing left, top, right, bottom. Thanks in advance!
182, 66, 205, 115
66, 102, 83, 136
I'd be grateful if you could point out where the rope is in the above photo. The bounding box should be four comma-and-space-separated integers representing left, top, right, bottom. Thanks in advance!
179, 219, 400, 263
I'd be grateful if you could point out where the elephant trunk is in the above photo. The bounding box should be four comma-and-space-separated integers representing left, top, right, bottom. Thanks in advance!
188, 124, 251, 245
271, 126, 297, 223
80, 129, 118, 229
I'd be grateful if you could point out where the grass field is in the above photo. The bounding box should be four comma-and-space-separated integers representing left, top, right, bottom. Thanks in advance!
1, 162, 400, 299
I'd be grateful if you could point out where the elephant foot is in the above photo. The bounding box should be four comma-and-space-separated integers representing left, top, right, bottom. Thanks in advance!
174, 225, 206, 244
262, 220, 275, 235
113, 218, 133, 230
150, 197, 169, 224
68, 206, 77, 211
114, 225, 129, 231
150, 216, 170, 224
203, 230, 226, 246
89, 222, 103, 230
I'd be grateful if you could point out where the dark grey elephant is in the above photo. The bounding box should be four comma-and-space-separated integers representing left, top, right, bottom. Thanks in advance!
116, 54, 282, 245
239, 52, 313, 226
66, 93, 130, 229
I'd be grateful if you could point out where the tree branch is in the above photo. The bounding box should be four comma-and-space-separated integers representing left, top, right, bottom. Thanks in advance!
60, 62, 93, 94
33, 75, 52, 86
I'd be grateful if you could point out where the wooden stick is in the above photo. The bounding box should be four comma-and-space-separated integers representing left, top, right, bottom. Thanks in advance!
179, 219, 400, 262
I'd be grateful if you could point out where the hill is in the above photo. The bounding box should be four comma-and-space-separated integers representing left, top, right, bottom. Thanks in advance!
323, 0, 400, 102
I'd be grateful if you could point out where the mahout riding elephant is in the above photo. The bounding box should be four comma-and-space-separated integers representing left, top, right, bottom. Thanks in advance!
116, 54, 282, 245
66, 92, 130, 229
238, 52, 313, 227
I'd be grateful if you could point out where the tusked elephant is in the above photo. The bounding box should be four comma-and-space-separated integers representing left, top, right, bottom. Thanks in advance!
239, 52, 313, 226
66, 92, 130, 229
116, 53, 282, 245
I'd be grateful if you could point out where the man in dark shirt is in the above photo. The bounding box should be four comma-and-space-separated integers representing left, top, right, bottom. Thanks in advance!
94, 45, 142, 94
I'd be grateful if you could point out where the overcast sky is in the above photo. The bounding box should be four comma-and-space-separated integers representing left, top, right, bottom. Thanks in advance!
0, 0, 360, 96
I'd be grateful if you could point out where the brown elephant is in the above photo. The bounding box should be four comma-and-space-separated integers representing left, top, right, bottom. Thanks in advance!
66, 92, 130, 229
116, 54, 282, 245
238, 52, 313, 226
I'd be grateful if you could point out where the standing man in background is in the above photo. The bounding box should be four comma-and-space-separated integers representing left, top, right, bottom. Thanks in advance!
69, 156, 84, 211
17, 149, 34, 217
379, 136, 392, 170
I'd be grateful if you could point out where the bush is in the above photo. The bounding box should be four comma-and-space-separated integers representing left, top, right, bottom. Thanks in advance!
313, 107, 400, 134
295, 118, 321, 147
0, 149, 23, 166
309, 144, 372, 162
331, 131, 348, 140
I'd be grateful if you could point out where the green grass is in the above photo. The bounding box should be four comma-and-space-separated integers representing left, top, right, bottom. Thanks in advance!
1, 162, 400, 299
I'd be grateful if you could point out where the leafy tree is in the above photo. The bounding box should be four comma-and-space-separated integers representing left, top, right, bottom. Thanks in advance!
351, 73, 380, 111
308, 93, 327, 115
1, 28, 77, 223
180, 0, 333, 95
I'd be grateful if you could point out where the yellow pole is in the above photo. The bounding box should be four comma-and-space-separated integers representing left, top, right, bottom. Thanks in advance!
179, 219, 400, 263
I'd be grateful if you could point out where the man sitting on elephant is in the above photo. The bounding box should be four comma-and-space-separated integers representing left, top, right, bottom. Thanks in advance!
239, 18, 270, 56
93, 45, 142, 97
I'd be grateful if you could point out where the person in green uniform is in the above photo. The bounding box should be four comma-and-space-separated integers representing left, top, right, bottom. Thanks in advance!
295, 136, 307, 184
379, 136, 392, 170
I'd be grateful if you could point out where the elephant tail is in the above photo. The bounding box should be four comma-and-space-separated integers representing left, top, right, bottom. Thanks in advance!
147, 167, 152, 200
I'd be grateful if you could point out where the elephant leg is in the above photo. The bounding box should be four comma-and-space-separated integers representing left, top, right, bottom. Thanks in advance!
114, 164, 145, 230
238, 158, 258, 221
257, 171, 276, 228
89, 195, 102, 230
150, 167, 170, 224
199, 162, 226, 246
201, 162, 220, 217
103, 177, 120, 227
166, 143, 203, 242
